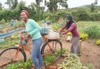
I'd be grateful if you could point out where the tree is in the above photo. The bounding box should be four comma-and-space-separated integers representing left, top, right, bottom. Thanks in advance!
46, 0, 68, 12
17, 1, 27, 11
91, 3, 95, 12
94, 0, 98, 4
47, 0, 58, 12
91, 0, 98, 12
5, 0, 18, 9
5, 0, 11, 8
0, 2, 2, 10
36, 0, 42, 6
28, 3, 44, 20
12, 0, 18, 9
44, 0, 46, 6
59, 0, 68, 9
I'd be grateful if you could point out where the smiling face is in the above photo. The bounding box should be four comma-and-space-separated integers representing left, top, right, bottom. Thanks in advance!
66, 18, 70, 23
20, 12, 28, 21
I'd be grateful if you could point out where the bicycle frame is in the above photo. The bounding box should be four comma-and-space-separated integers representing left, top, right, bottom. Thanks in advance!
0, 35, 59, 67
12, 35, 54, 60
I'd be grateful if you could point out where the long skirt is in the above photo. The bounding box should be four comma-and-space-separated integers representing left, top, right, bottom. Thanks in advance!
71, 36, 80, 54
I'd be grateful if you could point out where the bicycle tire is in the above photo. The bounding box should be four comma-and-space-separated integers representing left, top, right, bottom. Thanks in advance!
0, 47, 26, 67
41, 39, 62, 62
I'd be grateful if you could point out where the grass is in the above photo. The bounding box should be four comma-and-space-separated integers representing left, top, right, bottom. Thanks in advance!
49, 21, 100, 33
77, 21, 100, 39
77, 21, 100, 33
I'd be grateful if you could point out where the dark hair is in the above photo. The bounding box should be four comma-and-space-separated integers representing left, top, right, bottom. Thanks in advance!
66, 14, 74, 29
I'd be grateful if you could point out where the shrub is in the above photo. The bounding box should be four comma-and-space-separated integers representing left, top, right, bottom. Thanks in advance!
90, 12, 100, 21
80, 33, 89, 40
44, 10, 69, 22
44, 12, 58, 22
44, 54, 55, 65
96, 39, 100, 45
56, 10, 69, 19
56, 48, 67, 54
84, 26, 100, 39
0, 19, 6, 24
52, 23, 60, 31
71, 10, 79, 21
67, 32, 72, 36
71, 8, 90, 21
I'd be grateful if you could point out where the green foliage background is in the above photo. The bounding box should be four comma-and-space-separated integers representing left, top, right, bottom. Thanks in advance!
0, 4, 100, 24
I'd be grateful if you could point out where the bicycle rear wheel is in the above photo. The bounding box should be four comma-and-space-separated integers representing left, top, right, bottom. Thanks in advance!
41, 39, 62, 63
0, 47, 26, 67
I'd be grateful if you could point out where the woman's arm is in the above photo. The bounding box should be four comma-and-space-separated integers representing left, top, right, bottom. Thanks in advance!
62, 23, 75, 34
59, 24, 66, 33
28, 20, 41, 36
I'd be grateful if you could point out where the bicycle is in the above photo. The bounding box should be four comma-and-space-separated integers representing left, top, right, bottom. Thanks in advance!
0, 32, 62, 67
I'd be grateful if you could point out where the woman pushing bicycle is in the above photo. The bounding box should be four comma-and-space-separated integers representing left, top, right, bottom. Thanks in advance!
20, 10, 45, 69
59, 14, 80, 55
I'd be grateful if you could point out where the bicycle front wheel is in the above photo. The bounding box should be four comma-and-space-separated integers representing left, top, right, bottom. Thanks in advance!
0, 47, 26, 67
41, 39, 62, 62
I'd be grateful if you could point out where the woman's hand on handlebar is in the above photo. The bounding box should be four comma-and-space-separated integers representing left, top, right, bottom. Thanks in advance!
57, 30, 61, 34
57, 30, 65, 35
27, 34, 31, 38
61, 32, 65, 35
23, 34, 31, 40
19, 33, 31, 40
23, 37, 29, 41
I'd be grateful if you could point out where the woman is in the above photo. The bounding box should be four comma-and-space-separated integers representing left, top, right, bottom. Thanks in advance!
20, 10, 45, 69
59, 14, 80, 54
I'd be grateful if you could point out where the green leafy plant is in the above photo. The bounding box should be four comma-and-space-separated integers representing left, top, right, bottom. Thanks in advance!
84, 26, 100, 39
44, 54, 55, 65
5, 59, 33, 69
58, 54, 89, 69
0, 19, 6, 24
86, 63, 94, 69
56, 48, 67, 54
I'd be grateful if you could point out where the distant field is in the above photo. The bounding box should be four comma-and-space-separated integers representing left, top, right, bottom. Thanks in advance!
77, 21, 100, 32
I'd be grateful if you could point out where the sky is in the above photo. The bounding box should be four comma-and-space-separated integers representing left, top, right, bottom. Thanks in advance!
0, 0, 100, 8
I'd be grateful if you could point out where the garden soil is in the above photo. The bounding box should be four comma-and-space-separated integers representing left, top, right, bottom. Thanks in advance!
0, 36, 100, 69
59, 36, 100, 69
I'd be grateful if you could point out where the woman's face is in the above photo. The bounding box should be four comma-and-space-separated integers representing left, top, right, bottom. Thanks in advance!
20, 12, 28, 21
66, 18, 70, 23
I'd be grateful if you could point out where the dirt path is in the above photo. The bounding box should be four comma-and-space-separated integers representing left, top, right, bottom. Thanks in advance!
80, 40, 100, 69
